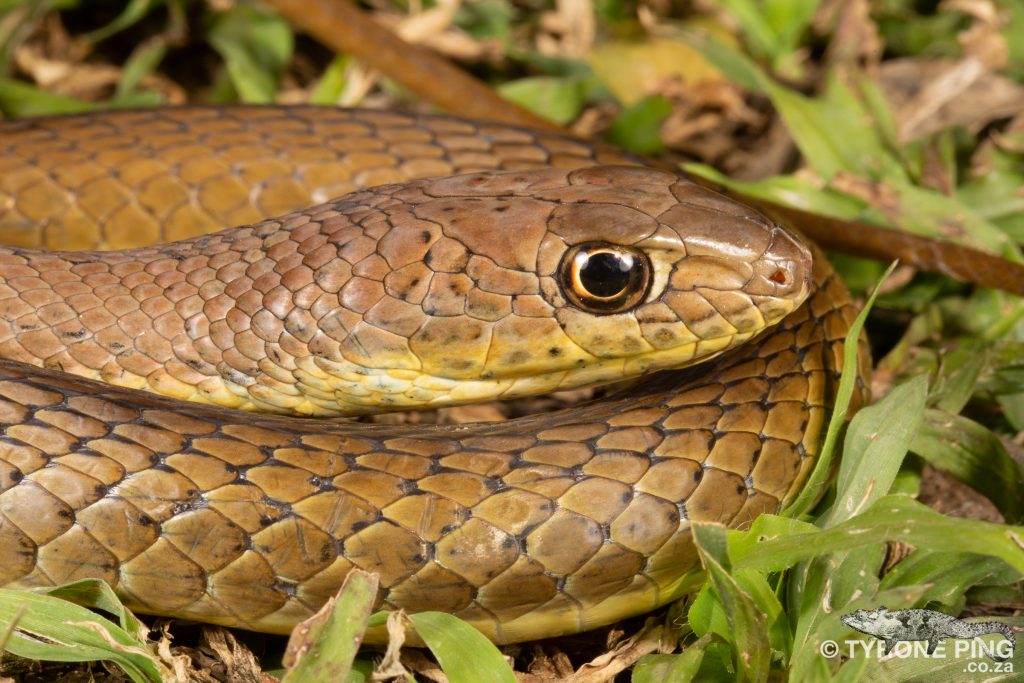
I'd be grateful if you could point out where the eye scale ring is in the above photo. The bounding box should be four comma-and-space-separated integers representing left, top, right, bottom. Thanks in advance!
559, 242, 652, 314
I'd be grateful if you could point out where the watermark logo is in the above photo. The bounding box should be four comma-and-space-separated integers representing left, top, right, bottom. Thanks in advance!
822, 606, 1015, 666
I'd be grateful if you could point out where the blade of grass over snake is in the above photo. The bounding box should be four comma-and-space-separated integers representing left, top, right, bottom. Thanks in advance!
785, 260, 899, 518
0, 605, 24, 657
26, 580, 150, 642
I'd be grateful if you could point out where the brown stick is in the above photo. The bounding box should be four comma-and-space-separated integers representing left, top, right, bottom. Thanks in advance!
263, 0, 561, 131
747, 199, 1024, 296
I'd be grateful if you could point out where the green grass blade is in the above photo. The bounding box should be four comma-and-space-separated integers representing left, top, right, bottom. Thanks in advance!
0, 589, 165, 683
407, 612, 516, 683
0, 78, 94, 117
880, 551, 1020, 610
927, 339, 991, 414
30, 579, 149, 642
83, 0, 158, 42
819, 374, 928, 527
206, 4, 293, 103
115, 39, 168, 100
311, 54, 351, 105
632, 634, 714, 683
281, 569, 378, 683
497, 76, 588, 125
607, 95, 672, 154
912, 409, 1024, 523
734, 496, 1024, 574
786, 260, 899, 518
692, 524, 770, 683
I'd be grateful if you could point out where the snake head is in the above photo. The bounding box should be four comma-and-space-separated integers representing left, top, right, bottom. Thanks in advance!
363, 164, 814, 407
0, 160, 813, 416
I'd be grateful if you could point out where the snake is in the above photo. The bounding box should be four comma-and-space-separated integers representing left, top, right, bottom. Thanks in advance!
0, 106, 869, 644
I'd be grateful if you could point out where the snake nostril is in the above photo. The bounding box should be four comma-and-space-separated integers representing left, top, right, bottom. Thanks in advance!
768, 269, 788, 285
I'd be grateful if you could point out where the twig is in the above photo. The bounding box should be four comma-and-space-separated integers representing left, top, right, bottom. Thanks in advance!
263, 0, 561, 131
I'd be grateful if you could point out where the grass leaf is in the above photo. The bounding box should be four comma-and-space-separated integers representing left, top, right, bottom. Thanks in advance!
819, 374, 928, 526
206, 4, 293, 103
497, 76, 589, 125
692, 524, 771, 682
911, 410, 1024, 523
0, 78, 93, 116
632, 634, 714, 682
786, 260, 898, 518
607, 95, 672, 154
407, 612, 516, 683
282, 570, 379, 683
0, 588, 166, 683
734, 496, 1024, 574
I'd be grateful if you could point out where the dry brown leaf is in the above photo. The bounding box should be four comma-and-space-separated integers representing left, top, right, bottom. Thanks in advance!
564, 618, 671, 683
570, 102, 619, 138
199, 628, 267, 683
879, 57, 1024, 142
525, 644, 575, 681
151, 622, 268, 683
918, 465, 1005, 523
395, 0, 459, 43
538, 0, 596, 59
153, 621, 193, 683
372, 611, 412, 681
399, 649, 449, 682
883, 541, 917, 573
945, 0, 1008, 68
374, 1, 496, 63
817, 0, 883, 70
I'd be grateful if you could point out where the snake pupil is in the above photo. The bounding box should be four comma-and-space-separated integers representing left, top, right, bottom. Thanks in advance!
559, 243, 651, 314
578, 251, 633, 297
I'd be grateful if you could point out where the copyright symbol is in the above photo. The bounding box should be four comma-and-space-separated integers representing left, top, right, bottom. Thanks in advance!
820, 640, 840, 658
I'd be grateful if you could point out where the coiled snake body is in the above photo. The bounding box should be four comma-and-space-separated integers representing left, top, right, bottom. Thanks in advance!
0, 107, 867, 643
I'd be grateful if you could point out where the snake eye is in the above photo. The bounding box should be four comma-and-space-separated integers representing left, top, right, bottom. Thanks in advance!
559, 243, 652, 314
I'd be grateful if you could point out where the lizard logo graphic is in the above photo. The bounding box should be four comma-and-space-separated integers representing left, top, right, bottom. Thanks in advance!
842, 607, 1015, 662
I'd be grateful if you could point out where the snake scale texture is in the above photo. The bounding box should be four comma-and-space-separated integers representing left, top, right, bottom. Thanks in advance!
0, 107, 868, 644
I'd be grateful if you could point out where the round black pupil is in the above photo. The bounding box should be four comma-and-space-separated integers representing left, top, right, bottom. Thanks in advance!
580, 252, 632, 298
